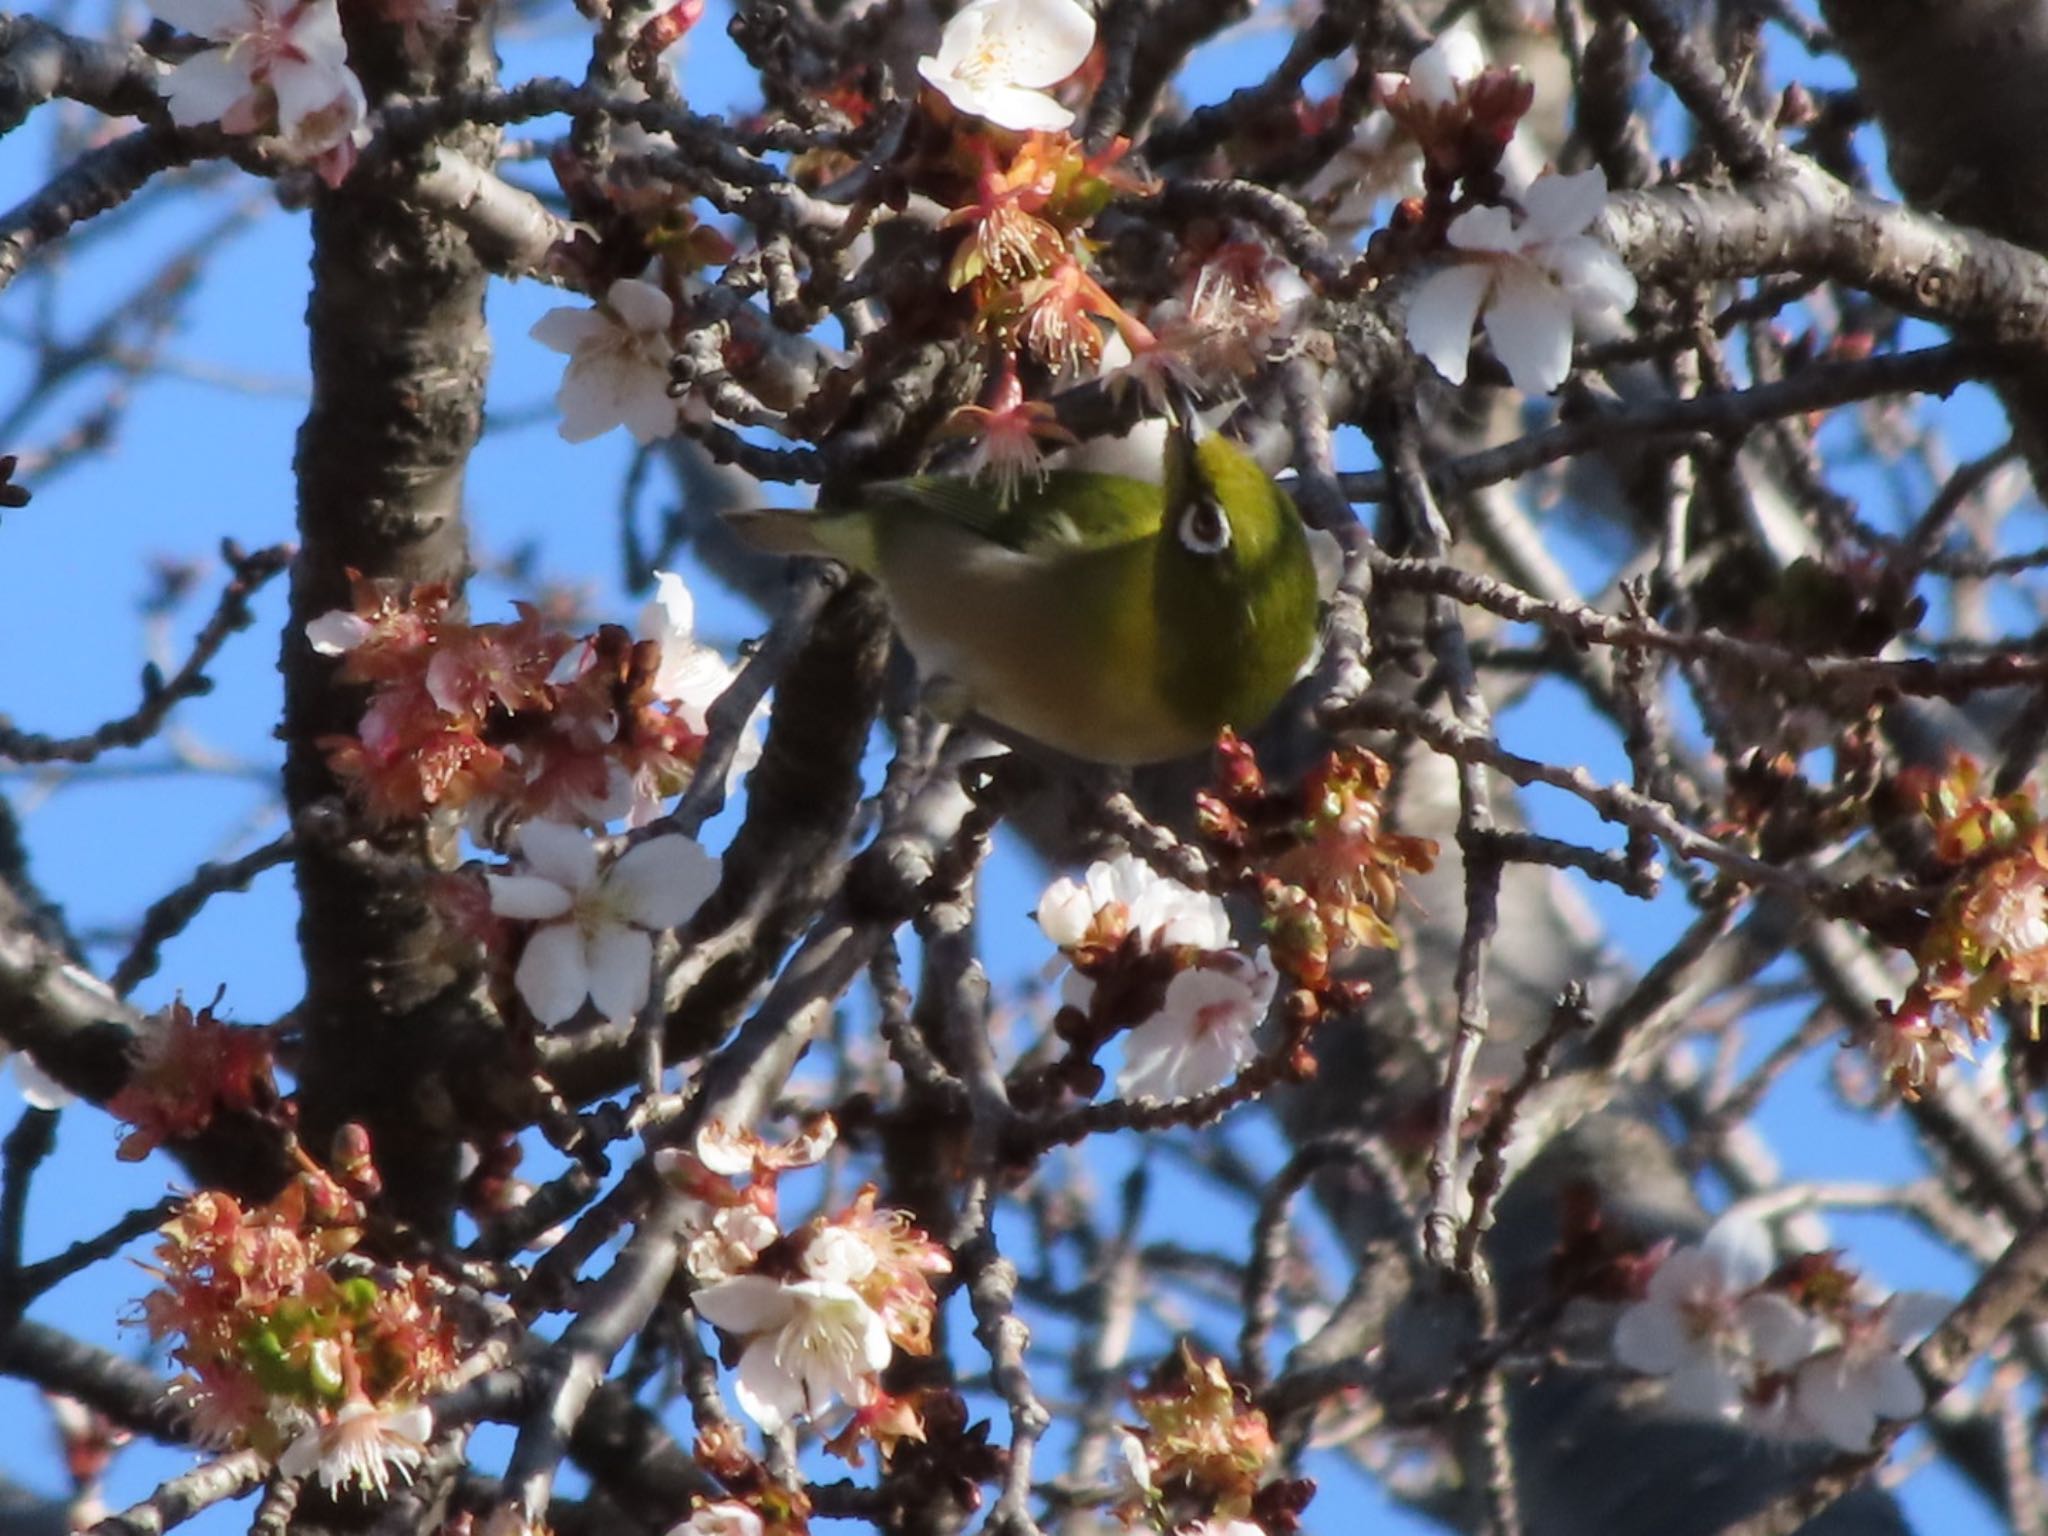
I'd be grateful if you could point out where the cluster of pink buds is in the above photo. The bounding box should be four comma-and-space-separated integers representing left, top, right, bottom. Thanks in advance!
136, 1153, 459, 1492
656, 1121, 953, 1457
306, 573, 721, 832
1869, 756, 2048, 1095
1114, 1346, 1314, 1535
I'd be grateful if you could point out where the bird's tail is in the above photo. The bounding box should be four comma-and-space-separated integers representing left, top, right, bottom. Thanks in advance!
721, 507, 872, 567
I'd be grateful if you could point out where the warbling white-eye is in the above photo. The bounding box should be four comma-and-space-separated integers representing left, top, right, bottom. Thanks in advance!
726, 413, 1332, 765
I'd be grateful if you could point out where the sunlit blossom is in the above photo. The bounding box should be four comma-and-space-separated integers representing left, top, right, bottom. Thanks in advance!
916, 0, 1096, 132
1404, 167, 1637, 394
693, 1273, 892, 1432
531, 278, 681, 445
486, 820, 720, 1025
277, 1401, 433, 1501
1117, 950, 1277, 1101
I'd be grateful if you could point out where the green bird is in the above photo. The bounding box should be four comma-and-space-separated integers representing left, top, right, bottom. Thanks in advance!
725, 416, 1334, 765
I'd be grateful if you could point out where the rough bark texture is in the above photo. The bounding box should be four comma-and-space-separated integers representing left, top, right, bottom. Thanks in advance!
280, 18, 502, 1233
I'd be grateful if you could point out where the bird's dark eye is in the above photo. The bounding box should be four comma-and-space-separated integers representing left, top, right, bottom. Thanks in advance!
1177, 497, 1232, 555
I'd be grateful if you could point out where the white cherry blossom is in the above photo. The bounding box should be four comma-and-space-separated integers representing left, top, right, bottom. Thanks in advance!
277, 1401, 432, 1500
152, 0, 365, 174
639, 569, 765, 799
1116, 950, 1278, 1101
1404, 167, 1637, 395
1612, 1214, 1822, 1422
682, 1203, 781, 1284
486, 820, 720, 1026
916, 0, 1096, 132
670, 1502, 766, 1536
1036, 853, 1230, 951
692, 1274, 892, 1432
531, 278, 681, 445
1791, 1292, 1947, 1452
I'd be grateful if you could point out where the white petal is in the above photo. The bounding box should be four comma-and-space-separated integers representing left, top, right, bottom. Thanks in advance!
1700, 1213, 1775, 1292
1795, 1356, 1879, 1451
9, 1054, 72, 1111
273, 58, 358, 145
586, 923, 653, 1022
276, 1420, 324, 1479
1409, 29, 1482, 108
620, 376, 682, 446
1865, 1354, 1925, 1421
935, 77, 1075, 131
1613, 1301, 1690, 1375
1740, 1293, 1823, 1372
1036, 878, 1093, 948
1482, 264, 1574, 394
1543, 237, 1638, 318
1665, 1360, 1745, 1421
974, 0, 1096, 88
640, 569, 696, 648
530, 306, 613, 356
152, 0, 258, 35
486, 872, 576, 922
606, 836, 721, 928
1404, 263, 1492, 385
1883, 1292, 1949, 1345
514, 922, 593, 1027
1521, 167, 1609, 242
732, 1337, 804, 1432
160, 49, 253, 126
694, 1274, 794, 1335
1446, 204, 1524, 255
305, 610, 373, 655
605, 277, 674, 336
519, 820, 601, 892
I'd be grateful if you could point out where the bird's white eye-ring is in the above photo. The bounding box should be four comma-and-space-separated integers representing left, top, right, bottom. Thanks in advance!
1178, 498, 1232, 555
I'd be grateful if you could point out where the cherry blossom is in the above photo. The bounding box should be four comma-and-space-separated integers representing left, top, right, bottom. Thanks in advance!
916, 0, 1096, 133
530, 278, 681, 445
1612, 1214, 1822, 1422
671, 1502, 765, 1536
1404, 167, 1637, 394
638, 569, 764, 796
692, 1273, 892, 1431
1117, 949, 1278, 1101
1791, 1292, 1947, 1452
151, 0, 366, 179
277, 1401, 432, 1500
1036, 852, 1230, 952
486, 820, 720, 1026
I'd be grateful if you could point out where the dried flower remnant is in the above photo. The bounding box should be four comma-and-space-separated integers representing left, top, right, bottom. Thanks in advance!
916, 0, 1096, 133
1868, 757, 2048, 1093
107, 994, 277, 1161
938, 361, 1079, 506
1119, 1347, 1313, 1530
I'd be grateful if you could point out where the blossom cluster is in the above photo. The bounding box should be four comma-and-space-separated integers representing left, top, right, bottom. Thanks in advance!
1612, 1214, 1946, 1453
106, 993, 278, 1162
1869, 756, 2048, 1096
137, 1162, 458, 1493
657, 1121, 953, 1449
1036, 852, 1279, 1104
307, 567, 752, 831
1355, 32, 1637, 394
150, 0, 367, 184
1114, 1347, 1314, 1535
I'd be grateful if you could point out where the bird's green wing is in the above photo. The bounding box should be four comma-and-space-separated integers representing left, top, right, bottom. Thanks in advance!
866, 470, 1165, 556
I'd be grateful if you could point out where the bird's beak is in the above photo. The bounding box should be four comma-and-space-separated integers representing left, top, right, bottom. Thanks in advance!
1165, 380, 1209, 442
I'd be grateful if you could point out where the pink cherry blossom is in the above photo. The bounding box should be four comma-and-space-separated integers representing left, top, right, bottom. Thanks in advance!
152, 0, 366, 180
